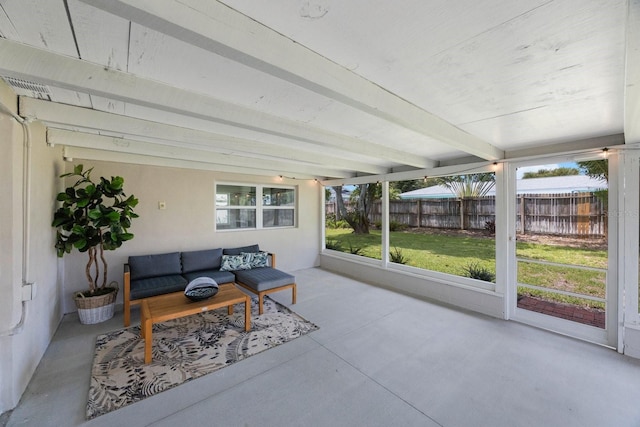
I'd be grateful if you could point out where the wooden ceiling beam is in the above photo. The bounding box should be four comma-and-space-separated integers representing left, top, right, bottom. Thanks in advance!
62, 146, 329, 180
0, 38, 431, 169
80, 0, 504, 161
21, 97, 386, 175
49, 128, 349, 178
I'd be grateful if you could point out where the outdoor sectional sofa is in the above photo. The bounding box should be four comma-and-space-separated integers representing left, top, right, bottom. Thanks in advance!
123, 244, 296, 326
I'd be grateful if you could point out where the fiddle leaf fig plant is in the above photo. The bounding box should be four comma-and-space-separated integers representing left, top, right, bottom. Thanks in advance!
52, 164, 139, 296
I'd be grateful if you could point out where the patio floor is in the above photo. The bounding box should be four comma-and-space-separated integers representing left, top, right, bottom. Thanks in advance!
4, 267, 640, 426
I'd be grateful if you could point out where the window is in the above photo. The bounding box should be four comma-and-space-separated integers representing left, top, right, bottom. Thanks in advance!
324, 182, 382, 262
388, 175, 496, 282
216, 183, 296, 230
324, 174, 497, 286
262, 187, 295, 228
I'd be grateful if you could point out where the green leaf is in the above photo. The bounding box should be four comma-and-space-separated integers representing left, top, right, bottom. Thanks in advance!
110, 176, 124, 190
87, 208, 102, 220
73, 238, 87, 250
105, 210, 120, 222
56, 192, 70, 202
76, 197, 91, 208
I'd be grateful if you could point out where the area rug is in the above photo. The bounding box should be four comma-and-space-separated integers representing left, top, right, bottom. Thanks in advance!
86, 296, 318, 419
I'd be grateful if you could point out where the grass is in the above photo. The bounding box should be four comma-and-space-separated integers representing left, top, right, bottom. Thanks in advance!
325, 228, 496, 277
325, 228, 608, 309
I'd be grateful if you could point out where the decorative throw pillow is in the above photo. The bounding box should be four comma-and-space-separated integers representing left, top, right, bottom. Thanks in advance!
219, 254, 251, 271
242, 251, 269, 268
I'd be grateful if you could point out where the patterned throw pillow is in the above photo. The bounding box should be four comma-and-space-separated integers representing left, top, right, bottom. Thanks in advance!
219, 254, 251, 271
242, 251, 269, 268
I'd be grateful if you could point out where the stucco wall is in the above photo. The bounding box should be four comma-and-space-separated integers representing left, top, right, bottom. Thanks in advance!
60, 161, 322, 313
0, 97, 64, 414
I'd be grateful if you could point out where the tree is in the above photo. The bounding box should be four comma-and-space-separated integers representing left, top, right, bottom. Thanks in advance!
436, 173, 495, 198
578, 160, 608, 182
522, 167, 579, 179
391, 178, 437, 194
333, 183, 378, 234
52, 164, 139, 295
578, 159, 608, 210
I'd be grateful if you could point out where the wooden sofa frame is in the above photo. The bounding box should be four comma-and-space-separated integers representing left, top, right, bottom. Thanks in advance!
123, 252, 296, 326
235, 253, 297, 315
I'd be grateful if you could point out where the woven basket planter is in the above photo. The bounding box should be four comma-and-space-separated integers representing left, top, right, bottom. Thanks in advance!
74, 284, 118, 325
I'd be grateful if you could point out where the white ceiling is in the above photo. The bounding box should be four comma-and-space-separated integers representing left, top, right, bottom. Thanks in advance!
0, 0, 637, 180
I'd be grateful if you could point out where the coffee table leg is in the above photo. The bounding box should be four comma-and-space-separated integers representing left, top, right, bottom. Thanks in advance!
244, 296, 251, 331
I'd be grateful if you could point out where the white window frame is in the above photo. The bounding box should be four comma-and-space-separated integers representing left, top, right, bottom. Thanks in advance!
215, 182, 296, 231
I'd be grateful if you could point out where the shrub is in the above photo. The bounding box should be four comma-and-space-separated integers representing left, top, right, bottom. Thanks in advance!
389, 247, 407, 264
389, 221, 408, 232
463, 262, 495, 282
484, 220, 496, 235
325, 239, 342, 250
335, 219, 351, 229
347, 241, 364, 255
325, 213, 351, 229
325, 213, 337, 228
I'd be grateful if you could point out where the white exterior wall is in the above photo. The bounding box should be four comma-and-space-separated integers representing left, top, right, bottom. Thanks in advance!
0, 82, 64, 413
0, 92, 322, 412
59, 161, 322, 314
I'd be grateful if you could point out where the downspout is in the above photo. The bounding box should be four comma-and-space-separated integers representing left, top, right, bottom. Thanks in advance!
0, 99, 32, 337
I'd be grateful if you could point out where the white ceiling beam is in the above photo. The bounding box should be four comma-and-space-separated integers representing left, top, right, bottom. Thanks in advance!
321, 161, 493, 187
79, 0, 504, 161
624, 0, 640, 144
49, 128, 347, 178
62, 146, 323, 180
0, 38, 431, 169
21, 97, 386, 175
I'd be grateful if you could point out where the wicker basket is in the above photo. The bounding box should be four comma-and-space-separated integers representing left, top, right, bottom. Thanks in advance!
74, 283, 118, 325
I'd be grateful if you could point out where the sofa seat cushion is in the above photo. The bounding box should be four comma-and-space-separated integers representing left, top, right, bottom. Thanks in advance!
182, 269, 235, 284
129, 274, 188, 300
234, 267, 294, 292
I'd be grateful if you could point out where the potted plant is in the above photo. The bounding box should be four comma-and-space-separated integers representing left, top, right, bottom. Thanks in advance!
52, 164, 139, 324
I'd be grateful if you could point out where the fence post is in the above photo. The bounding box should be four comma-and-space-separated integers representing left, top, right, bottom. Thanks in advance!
518, 194, 525, 234
417, 199, 421, 228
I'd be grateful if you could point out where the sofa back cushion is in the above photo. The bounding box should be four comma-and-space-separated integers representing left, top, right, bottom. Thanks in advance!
128, 252, 182, 280
181, 248, 223, 273
223, 244, 260, 255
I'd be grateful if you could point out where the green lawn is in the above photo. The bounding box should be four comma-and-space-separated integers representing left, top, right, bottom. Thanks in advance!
325, 228, 607, 309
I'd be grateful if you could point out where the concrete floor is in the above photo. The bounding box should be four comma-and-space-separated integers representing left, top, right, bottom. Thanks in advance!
5, 267, 640, 427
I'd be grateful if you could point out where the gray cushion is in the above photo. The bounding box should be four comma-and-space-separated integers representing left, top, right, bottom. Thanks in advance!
128, 252, 182, 280
234, 267, 295, 292
223, 244, 260, 255
129, 274, 188, 300
182, 269, 235, 284
181, 248, 223, 273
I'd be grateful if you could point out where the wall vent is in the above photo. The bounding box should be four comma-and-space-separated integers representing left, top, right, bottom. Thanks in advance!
2, 76, 51, 99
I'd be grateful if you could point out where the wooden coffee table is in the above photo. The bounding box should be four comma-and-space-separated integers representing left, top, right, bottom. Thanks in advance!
140, 283, 251, 364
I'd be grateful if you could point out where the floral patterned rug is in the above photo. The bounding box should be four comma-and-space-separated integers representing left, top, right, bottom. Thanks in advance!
87, 296, 318, 419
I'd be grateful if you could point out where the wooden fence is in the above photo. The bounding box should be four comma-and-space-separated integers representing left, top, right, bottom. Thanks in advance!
326, 192, 606, 237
